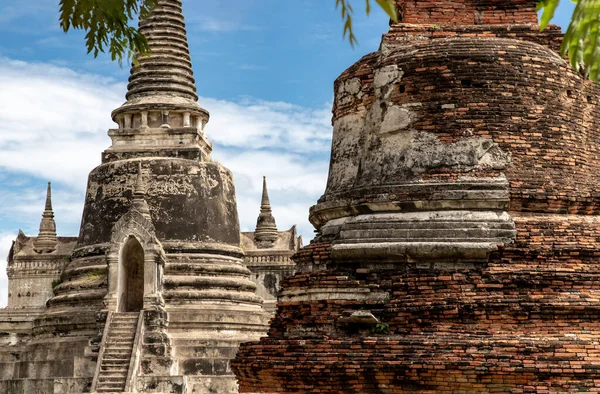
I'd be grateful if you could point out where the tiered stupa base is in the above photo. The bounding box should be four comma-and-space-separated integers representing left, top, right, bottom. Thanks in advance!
235, 223, 600, 393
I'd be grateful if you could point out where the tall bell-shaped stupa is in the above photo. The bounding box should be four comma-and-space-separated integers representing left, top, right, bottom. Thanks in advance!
0, 1, 269, 393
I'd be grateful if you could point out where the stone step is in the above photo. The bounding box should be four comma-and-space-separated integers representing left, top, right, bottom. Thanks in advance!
97, 389, 124, 393
104, 350, 132, 355
108, 327, 137, 333
98, 372, 127, 380
110, 319, 138, 324
109, 329, 136, 333
98, 377, 127, 384
97, 380, 126, 388
106, 339, 134, 346
102, 353, 131, 361
107, 336, 134, 341
104, 344, 133, 351
100, 359, 130, 367
105, 342, 133, 348
109, 324, 137, 329
107, 332, 136, 337
96, 383, 126, 392
103, 351, 132, 358
100, 365, 129, 373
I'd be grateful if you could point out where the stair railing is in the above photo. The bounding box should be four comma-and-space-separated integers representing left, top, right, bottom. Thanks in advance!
90, 311, 113, 392
124, 310, 145, 392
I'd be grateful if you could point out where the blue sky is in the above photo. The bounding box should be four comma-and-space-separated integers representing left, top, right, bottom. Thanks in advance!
0, 0, 577, 307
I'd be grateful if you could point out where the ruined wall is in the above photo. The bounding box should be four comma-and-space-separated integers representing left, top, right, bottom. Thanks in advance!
8, 258, 62, 310
397, 0, 538, 24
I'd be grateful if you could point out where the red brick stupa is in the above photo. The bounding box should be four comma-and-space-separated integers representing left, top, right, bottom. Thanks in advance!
232, 0, 600, 392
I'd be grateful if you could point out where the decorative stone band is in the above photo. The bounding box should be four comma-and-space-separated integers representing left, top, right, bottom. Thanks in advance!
111, 96, 209, 126
278, 286, 390, 303
105, 124, 212, 162
7, 259, 64, 274
244, 252, 295, 266
322, 210, 516, 266
310, 176, 510, 228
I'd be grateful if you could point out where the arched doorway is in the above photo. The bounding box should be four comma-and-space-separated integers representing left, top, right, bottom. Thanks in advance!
119, 236, 144, 312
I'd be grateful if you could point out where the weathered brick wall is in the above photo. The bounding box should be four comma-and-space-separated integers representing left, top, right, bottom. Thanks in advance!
331, 29, 590, 212
396, 0, 538, 25
235, 217, 600, 392
232, 1, 600, 392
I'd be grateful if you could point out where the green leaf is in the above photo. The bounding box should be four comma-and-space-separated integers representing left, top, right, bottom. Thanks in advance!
58, 0, 156, 66
538, 0, 560, 30
375, 0, 398, 22
336, 0, 358, 46
560, 0, 600, 79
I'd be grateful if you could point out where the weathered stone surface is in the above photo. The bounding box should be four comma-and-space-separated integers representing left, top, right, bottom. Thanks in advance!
78, 159, 241, 246
232, 0, 600, 392
1, 1, 272, 393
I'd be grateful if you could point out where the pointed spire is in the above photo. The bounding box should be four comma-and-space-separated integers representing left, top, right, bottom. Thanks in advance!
128, 0, 197, 102
108, 0, 211, 162
33, 182, 58, 253
131, 162, 152, 221
112, 0, 208, 118
261, 176, 271, 208
255, 176, 278, 245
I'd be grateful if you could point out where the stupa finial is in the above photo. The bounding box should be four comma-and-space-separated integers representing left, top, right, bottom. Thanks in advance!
111, 0, 208, 118
107, 0, 212, 163
33, 182, 58, 253
255, 176, 278, 245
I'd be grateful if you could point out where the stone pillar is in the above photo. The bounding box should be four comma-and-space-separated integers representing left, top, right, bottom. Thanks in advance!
160, 111, 170, 128
141, 111, 149, 130
124, 113, 132, 129
104, 255, 119, 311
183, 112, 191, 127
143, 252, 160, 310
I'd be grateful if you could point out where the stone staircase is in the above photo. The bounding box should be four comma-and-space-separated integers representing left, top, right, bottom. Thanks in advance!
94, 312, 140, 393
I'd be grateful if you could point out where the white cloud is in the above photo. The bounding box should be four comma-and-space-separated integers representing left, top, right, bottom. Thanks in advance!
201, 96, 332, 153
189, 16, 260, 33
218, 149, 328, 239
0, 57, 333, 306
0, 58, 122, 189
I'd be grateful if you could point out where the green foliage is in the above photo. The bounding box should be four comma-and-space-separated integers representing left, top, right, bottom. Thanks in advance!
537, 0, 561, 30
59, 0, 158, 65
83, 271, 105, 281
60, 0, 398, 63
51, 278, 63, 289
371, 322, 390, 334
538, 0, 600, 81
336, 0, 398, 47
